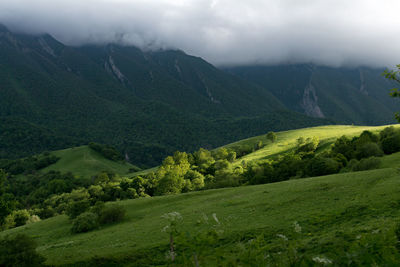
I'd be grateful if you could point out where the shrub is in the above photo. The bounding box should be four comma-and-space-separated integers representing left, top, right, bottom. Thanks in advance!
235, 145, 254, 158
4, 209, 30, 229
0, 234, 45, 267
355, 142, 383, 160
88, 142, 123, 161
71, 212, 99, 233
66, 199, 90, 219
349, 157, 381, 172
297, 137, 319, 153
99, 204, 126, 225
381, 133, 400, 154
332, 136, 354, 160
306, 157, 341, 177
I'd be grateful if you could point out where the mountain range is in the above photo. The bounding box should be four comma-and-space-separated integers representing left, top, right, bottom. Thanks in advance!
0, 24, 397, 166
227, 64, 398, 125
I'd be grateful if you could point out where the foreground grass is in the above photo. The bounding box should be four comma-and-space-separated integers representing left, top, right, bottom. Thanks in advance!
2, 164, 400, 265
42, 146, 134, 179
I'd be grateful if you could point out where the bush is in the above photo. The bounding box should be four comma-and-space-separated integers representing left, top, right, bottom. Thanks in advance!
0, 234, 45, 267
297, 137, 319, 153
349, 157, 381, 172
4, 209, 30, 229
71, 212, 99, 233
99, 204, 126, 225
306, 157, 341, 177
88, 142, 123, 161
381, 133, 400, 154
355, 142, 383, 160
66, 200, 90, 219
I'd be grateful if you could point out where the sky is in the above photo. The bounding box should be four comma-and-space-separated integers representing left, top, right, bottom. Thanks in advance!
1, 0, 400, 67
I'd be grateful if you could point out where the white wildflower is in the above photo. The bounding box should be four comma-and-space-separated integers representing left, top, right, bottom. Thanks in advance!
162, 225, 170, 232
312, 256, 332, 265
165, 250, 177, 260
276, 234, 288, 241
161, 211, 182, 222
212, 213, 220, 224
202, 213, 209, 223
293, 221, 302, 233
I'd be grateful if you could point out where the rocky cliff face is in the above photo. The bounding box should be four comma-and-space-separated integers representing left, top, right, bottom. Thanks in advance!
302, 80, 324, 118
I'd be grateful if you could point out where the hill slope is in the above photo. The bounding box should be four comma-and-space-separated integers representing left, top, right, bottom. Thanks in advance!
2, 165, 400, 265
227, 64, 399, 125
41, 146, 135, 179
226, 124, 400, 164
0, 25, 328, 166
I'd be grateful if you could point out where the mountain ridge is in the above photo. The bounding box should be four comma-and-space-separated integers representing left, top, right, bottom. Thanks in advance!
226, 64, 399, 125
0, 25, 328, 166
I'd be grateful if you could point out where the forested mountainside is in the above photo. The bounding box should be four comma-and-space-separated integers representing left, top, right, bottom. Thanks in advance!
0, 25, 328, 167
227, 64, 399, 125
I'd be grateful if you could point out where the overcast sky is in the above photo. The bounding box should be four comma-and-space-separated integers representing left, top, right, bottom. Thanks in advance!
1, 0, 400, 67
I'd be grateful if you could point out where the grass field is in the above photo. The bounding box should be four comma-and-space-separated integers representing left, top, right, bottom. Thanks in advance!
42, 146, 135, 179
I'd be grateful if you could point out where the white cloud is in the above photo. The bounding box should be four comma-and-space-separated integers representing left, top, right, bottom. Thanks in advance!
1, 0, 400, 67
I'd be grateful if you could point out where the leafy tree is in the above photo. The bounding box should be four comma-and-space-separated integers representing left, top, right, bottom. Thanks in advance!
0, 234, 45, 267
155, 171, 185, 195
383, 64, 400, 121
296, 137, 319, 153
355, 142, 383, 160
0, 170, 15, 226
6, 209, 30, 228
331, 136, 354, 160
254, 140, 264, 150
88, 142, 123, 161
306, 156, 341, 177
348, 157, 381, 172
266, 131, 277, 143
66, 199, 91, 219
381, 132, 400, 154
184, 170, 205, 190
192, 148, 215, 174
212, 148, 229, 160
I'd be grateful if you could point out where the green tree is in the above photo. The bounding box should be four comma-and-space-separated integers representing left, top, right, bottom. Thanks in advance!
0, 234, 46, 266
383, 64, 400, 121
0, 170, 15, 227
266, 131, 277, 143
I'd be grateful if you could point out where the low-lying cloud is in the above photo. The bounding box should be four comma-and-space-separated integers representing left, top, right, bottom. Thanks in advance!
1, 0, 400, 67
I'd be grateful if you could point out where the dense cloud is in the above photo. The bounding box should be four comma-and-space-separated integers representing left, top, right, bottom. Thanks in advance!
1, 0, 400, 67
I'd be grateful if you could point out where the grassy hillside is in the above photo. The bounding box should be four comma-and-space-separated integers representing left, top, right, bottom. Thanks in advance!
42, 125, 399, 178
41, 146, 134, 179
227, 124, 400, 164
2, 163, 400, 265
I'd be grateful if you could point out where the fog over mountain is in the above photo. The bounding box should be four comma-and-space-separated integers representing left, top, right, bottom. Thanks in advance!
1, 0, 400, 67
